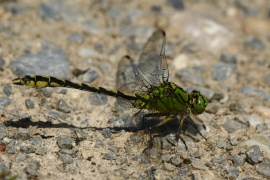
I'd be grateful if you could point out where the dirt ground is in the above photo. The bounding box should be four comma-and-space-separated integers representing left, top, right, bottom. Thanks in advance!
0, 0, 270, 179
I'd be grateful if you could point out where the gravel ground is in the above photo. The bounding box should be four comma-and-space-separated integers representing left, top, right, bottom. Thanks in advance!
0, 0, 270, 179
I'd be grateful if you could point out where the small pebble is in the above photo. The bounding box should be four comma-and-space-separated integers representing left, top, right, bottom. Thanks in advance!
171, 154, 182, 166
132, 154, 151, 164
20, 145, 35, 154
164, 162, 176, 171
245, 145, 263, 165
144, 148, 161, 159
94, 139, 104, 148
57, 135, 72, 149
82, 70, 98, 83
88, 93, 108, 106
211, 63, 233, 81
31, 136, 43, 146
244, 36, 266, 51
15, 153, 26, 162
226, 167, 239, 178
232, 154, 245, 166
0, 97, 12, 107
35, 147, 47, 155
57, 163, 70, 173
14, 128, 31, 140
68, 33, 84, 43
176, 68, 204, 85
0, 123, 7, 140
25, 99, 35, 109
57, 99, 71, 113
220, 53, 237, 64
167, 0, 184, 10
26, 161, 40, 175
58, 153, 73, 164
191, 159, 208, 170
102, 128, 111, 138
73, 129, 88, 141
257, 163, 270, 177
3, 85, 12, 97
102, 151, 116, 160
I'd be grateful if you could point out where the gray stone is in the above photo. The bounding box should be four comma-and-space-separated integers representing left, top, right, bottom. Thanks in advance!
6, 147, 16, 154
220, 53, 237, 64
57, 99, 71, 113
108, 145, 120, 153
264, 76, 270, 85
240, 86, 270, 100
94, 139, 104, 148
177, 166, 189, 176
39, 88, 53, 97
88, 93, 108, 106
226, 167, 239, 178
35, 147, 47, 155
222, 119, 247, 133
132, 154, 151, 164
167, 0, 184, 10
3, 84, 12, 97
162, 154, 173, 162
164, 162, 176, 171
25, 99, 35, 109
57, 135, 72, 149
82, 70, 98, 83
191, 159, 208, 170
144, 148, 161, 159
129, 134, 142, 144
211, 63, 233, 81
0, 58, 5, 67
102, 151, 116, 160
244, 36, 266, 51
26, 161, 40, 175
73, 129, 88, 141
47, 111, 68, 123
246, 145, 263, 165
102, 128, 111, 138
14, 128, 31, 140
10, 44, 69, 79
176, 68, 204, 85
216, 140, 227, 149
20, 113, 31, 122
68, 33, 84, 43
20, 145, 35, 154
257, 163, 270, 177
212, 158, 225, 166
31, 136, 43, 146
0, 123, 7, 140
59, 153, 73, 164
0, 97, 12, 107
0, 163, 9, 172
15, 153, 26, 162
232, 154, 245, 166
57, 163, 70, 173
171, 154, 183, 166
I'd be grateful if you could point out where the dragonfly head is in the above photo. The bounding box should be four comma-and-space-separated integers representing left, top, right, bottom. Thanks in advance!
189, 90, 208, 115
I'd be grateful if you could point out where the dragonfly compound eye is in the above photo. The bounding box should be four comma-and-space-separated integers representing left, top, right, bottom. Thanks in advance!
190, 91, 208, 115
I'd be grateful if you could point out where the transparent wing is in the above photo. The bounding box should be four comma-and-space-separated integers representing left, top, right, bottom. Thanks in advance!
115, 55, 150, 108
137, 29, 169, 87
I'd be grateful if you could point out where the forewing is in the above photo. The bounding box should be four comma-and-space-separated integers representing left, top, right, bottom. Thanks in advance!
137, 29, 169, 86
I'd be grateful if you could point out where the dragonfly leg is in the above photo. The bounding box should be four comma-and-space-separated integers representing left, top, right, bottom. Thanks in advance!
176, 115, 188, 150
188, 116, 207, 141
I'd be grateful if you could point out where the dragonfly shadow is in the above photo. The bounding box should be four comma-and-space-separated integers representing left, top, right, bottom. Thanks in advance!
4, 118, 143, 132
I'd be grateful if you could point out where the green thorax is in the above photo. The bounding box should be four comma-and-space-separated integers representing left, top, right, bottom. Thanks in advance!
134, 82, 189, 113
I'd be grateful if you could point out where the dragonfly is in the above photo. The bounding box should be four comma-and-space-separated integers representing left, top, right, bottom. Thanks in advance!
12, 29, 208, 146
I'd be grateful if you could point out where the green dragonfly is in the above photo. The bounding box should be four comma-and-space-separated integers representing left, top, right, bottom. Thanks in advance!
12, 30, 208, 144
